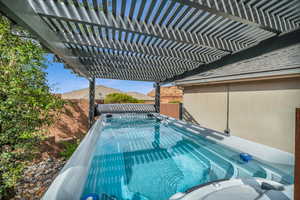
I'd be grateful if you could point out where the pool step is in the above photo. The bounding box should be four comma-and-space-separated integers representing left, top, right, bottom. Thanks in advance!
184, 143, 235, 180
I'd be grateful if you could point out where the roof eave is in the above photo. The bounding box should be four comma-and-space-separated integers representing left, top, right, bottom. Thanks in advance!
175, 68, 300, 87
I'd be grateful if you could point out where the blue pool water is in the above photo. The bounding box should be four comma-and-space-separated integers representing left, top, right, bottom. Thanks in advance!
81, 114, 293, 200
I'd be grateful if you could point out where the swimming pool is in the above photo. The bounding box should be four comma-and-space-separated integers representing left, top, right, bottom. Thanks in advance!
80, 113, 293, 200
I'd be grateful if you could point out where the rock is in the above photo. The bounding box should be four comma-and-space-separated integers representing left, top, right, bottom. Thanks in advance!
12, 157, 66, 199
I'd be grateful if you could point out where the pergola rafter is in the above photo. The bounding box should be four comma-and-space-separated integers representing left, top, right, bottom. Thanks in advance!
75, 53, 200, 72
37, 12, 236, 53
65, 43, 201, 72
166, 27, 300, 83
32, 0, 273, 53
51, 0, 299, 32
39, 15, 221, 65
80, 58, 188, 75
78, 56, 198, 74
60, 33, 208, 63
172, 0, 298, 33
1, 0, 299, 83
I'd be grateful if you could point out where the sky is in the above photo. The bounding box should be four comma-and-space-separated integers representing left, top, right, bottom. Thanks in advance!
44, 54, 156, 94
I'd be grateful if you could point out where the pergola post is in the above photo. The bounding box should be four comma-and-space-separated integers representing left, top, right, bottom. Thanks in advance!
154, 82, 160, 113
88, 77, 95, 128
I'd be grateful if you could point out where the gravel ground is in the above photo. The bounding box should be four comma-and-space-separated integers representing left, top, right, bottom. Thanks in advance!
11, 157, 66, 200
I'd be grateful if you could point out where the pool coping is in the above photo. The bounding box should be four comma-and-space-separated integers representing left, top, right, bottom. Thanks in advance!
42, 117, 105, 200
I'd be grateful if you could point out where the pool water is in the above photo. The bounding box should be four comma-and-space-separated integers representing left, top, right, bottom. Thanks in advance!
81, 114, 293, 200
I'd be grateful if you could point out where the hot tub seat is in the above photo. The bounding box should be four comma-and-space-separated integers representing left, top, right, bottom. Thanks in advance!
169, 178, 293, 200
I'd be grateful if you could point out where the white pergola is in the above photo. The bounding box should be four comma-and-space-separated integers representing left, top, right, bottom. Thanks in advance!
1, 0, 300, 125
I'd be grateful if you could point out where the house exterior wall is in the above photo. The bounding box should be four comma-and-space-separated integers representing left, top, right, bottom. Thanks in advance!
182, 77, 300, 153
183, 85, 228, 132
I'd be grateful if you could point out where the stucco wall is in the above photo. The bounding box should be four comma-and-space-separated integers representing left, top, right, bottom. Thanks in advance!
183, 85, 228, 132
183, 77, 300, 153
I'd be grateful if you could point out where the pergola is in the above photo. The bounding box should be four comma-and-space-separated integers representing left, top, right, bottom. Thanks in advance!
1, 0, 300, 124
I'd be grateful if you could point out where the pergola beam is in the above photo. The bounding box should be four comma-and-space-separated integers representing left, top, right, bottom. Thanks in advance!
77, 54, 199, 72
88, 63, 173, 78
165, 28, 300, 83
89, 71, 164, 82
81, 58, 186, 76
68, 44, 201, 69
87, 64, 179, 80
66, 43, 201, 72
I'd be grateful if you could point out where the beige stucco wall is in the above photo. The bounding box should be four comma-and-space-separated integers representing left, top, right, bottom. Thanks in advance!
183, 85, 228, 132
183, 77, 300, 153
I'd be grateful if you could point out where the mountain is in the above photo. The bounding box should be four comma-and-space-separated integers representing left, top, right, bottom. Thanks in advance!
61, 85, 154, 101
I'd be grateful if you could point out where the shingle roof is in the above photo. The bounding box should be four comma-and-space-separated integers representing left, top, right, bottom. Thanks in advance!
175, 44, 300, 85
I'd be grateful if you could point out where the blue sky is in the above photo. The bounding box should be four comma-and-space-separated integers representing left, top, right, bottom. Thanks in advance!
45, 54, 155, 94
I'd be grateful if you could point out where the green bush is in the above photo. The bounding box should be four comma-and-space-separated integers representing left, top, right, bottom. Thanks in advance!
0, 16, 64, 198
0, 150, 24, 199
59, 141, 79, 159
104, 93, 144, 104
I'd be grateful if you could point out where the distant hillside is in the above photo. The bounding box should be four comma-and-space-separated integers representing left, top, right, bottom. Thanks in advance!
125, 92, 154, 101
61, 85, 154, 101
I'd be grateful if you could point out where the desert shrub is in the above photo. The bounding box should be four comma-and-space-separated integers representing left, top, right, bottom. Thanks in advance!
59, 140, 79, 159
168, 100, 181, 104
104, 93, 143, 104
0, 15, 64, 198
